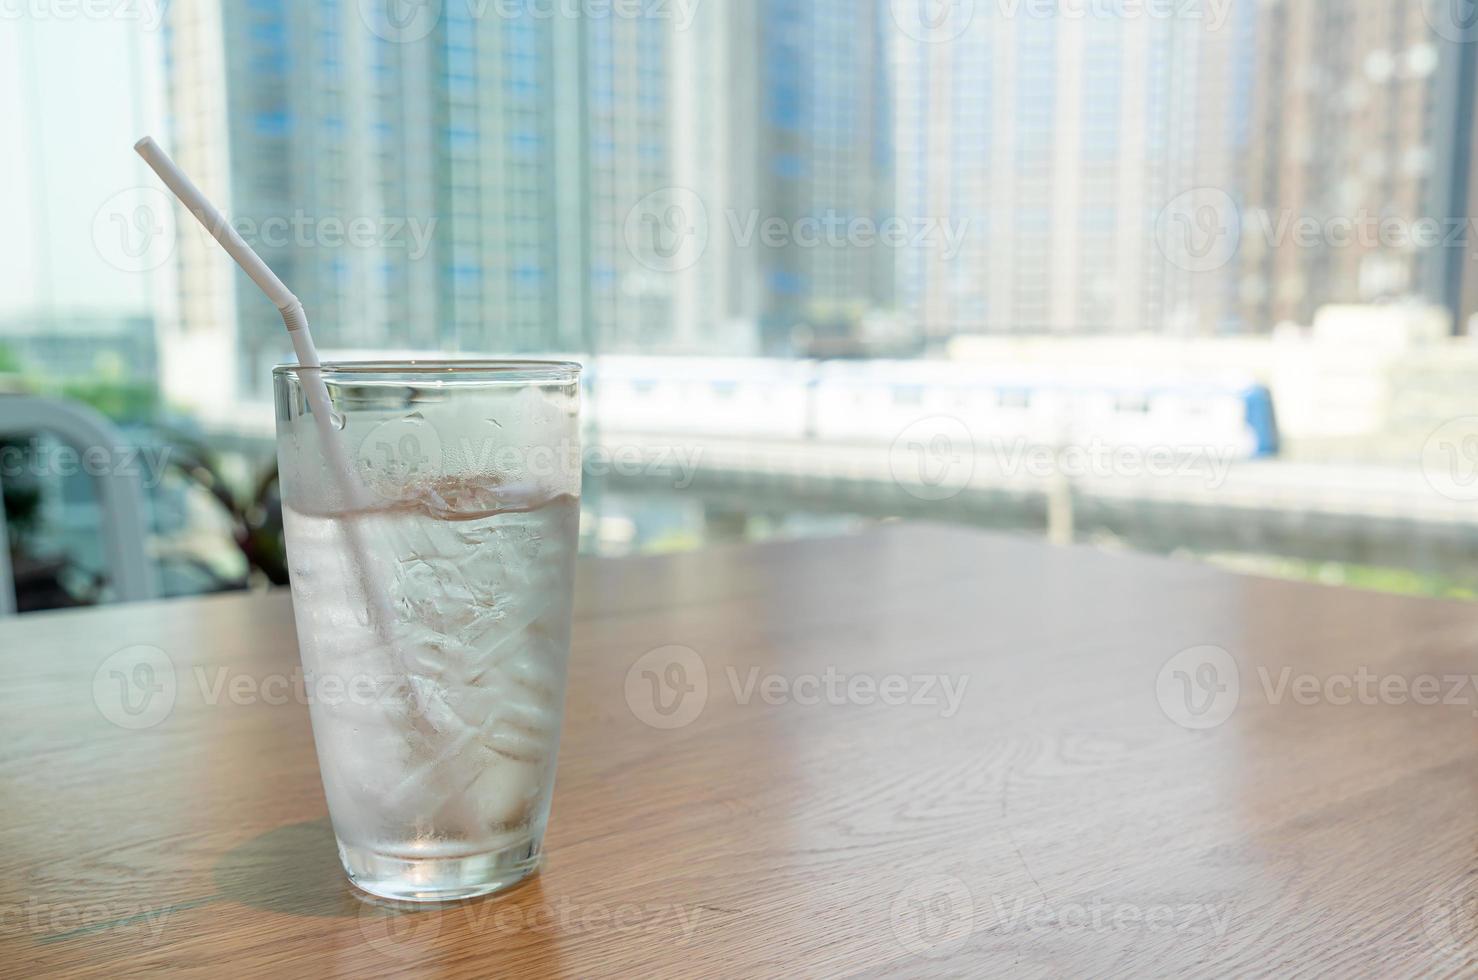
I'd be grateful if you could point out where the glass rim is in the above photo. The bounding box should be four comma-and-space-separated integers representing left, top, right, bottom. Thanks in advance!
272, 358, 582, 383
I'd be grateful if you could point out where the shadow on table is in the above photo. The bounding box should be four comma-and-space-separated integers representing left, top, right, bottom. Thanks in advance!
213, 818, 361, 918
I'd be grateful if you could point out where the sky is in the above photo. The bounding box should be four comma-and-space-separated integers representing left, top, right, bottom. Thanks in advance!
0, 11, 166, 320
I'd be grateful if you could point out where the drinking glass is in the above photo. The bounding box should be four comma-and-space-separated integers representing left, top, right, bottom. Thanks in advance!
273, 360, 581, 901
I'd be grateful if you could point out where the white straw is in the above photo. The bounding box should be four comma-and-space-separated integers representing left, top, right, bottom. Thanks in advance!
133, 136, 404, 651
133, 136, 371, 510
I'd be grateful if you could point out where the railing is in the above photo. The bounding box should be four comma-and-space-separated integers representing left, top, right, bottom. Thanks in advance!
0, 396, 158, 615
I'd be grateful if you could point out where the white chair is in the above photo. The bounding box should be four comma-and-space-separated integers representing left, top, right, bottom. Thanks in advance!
0, 396, 158, 615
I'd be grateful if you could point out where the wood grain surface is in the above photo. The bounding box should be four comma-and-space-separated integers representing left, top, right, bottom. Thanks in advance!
4, 524, 1478, 978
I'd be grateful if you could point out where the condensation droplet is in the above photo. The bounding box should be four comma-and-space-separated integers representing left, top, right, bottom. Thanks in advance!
329, 412, 347, 431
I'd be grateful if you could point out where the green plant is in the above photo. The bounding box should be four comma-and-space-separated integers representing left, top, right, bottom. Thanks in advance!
160, 430, 289, 587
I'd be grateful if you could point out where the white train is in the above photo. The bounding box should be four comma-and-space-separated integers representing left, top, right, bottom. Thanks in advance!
586, 356, 1279, 459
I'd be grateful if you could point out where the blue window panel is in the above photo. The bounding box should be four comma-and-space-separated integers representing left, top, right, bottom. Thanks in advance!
510, 129, 541, 156
770, 153, 804, 179
250, 52, 288, 75
249, 22, 286, 44
253, 111, 292, 137
446, 127, 478, 149
766, 268, 806, 296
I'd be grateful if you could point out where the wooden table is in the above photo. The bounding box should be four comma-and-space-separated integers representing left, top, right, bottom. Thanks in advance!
5, 524, 1478, 977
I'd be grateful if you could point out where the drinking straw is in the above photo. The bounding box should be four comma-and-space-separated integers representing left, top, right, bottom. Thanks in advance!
133, 136, 400, 637
133, 137, 369, 509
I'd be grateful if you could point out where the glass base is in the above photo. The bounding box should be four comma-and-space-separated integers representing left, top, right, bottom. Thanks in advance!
339, 837, 541, 902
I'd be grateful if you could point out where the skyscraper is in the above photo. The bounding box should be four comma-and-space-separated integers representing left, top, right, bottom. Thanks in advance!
751, 0, 893, 349
161, 0, 582, 411
890, 3, 1244, 339
583, 9, 680, 351
1241, 0, 1467, 331
595, 0, 895, 355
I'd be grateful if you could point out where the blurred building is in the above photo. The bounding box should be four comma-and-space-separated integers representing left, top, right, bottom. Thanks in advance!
890, 3, 1248, 339
653, 0, 894, 355
584, 11, 680, 351
1241, 0, 1471, 331
752, 0, 893, 350
161, 0, 584, 412
0, 314, 157, 383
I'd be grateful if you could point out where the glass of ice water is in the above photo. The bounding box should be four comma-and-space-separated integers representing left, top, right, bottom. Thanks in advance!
273, 360, 581, 902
